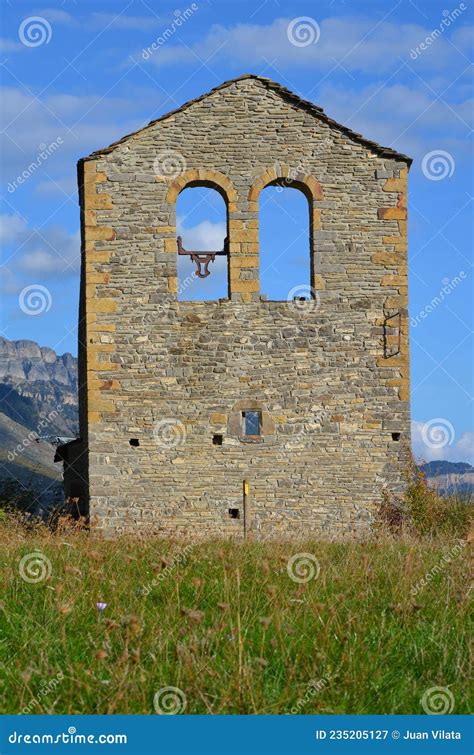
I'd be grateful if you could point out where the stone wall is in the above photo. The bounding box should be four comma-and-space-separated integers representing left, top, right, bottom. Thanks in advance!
76, 75, 411, 539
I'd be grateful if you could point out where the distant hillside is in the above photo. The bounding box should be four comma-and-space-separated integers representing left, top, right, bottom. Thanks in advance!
421, 461, 473, 476
0, 413, 63, 511
0, 337, 79, 511
421, 461, 474, 497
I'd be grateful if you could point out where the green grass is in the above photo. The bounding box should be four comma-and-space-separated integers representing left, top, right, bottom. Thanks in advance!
0, 517, 470, 715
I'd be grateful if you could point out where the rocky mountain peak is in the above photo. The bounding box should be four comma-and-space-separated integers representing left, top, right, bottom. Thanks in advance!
0, 336, 77, 389
0, 336, 78, 437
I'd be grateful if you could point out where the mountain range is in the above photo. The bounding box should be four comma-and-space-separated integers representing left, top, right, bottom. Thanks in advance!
420, 461, 474, 497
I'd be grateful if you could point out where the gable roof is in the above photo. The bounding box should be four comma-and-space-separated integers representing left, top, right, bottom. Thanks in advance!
82, 74, 412, 166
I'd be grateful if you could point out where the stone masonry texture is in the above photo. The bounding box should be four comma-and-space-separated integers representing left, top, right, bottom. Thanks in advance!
70, 75, 412, 539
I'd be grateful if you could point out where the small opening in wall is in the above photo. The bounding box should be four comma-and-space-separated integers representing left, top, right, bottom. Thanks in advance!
242, 410, 261, 436
129, 438, 140, 447
228, 508, 240, 519
391, 432, 401, 442
213, 434, 223, 446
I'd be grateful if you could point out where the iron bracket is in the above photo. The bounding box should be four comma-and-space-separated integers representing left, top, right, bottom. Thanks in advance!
177, 235, 229, 279
383, 309, 402, 358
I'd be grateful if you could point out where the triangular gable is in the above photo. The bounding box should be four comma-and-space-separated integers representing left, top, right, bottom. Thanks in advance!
81, 74, 411, 166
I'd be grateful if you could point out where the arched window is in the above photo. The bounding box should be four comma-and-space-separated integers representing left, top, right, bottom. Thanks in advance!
176, 186, 228, 300
259, 184, 311, 301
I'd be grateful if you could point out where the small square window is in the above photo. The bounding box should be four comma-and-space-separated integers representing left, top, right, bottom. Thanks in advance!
242, 410, 261, 436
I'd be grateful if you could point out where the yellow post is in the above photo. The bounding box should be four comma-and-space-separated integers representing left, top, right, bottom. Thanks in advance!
243, 480, 249, 539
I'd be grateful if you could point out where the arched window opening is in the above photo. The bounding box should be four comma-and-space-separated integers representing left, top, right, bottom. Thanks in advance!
259, 184, 311, 301
176, 186, 228, 301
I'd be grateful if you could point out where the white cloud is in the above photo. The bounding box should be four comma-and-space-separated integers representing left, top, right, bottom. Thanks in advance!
37, 8, 77, 25
0, 86, 150, 184
17, 249, 58, 274
1, 215, 80, 280
18, 228, 80, 276
36, 8, 163, 30
35, 176, 78, 196
451, 24, 474, 52
316, 80, 473, 159
456, 431, 474, 462
9, 8, 163, 36
137, 14, 471, 162
18, 247, 73, 275
144, 16, 466, 72
0, 214, 28, 243
412, 420, 474, 464
0, 265, 19, 295
90, 12, 163, 31
177, 218, 226, 251
0, 38, 23, 52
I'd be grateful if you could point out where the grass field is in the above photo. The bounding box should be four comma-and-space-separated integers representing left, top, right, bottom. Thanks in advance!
0, 516, 470, 715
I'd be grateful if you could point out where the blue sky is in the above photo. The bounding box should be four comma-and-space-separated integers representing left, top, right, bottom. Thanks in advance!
0, 0, 472, 463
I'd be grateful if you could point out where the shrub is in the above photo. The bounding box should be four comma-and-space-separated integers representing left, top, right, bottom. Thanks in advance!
403, 463, 471, 538
0, 478, 38, 515
376, 462, 471, 539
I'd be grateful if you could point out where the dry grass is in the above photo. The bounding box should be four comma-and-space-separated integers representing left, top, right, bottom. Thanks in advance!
0, 510, 470, 715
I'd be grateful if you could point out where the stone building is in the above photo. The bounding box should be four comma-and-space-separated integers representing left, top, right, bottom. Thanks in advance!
60, 75, 411, 538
